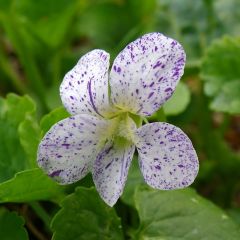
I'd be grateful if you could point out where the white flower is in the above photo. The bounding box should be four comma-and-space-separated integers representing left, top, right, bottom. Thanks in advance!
37, 33, 199, 206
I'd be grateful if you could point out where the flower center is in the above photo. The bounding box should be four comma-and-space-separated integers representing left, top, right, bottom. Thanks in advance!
96, 109, 142, 153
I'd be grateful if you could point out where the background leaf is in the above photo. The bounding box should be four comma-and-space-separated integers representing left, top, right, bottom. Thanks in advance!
0, 169, 65, 204
201, 36, 240, 114
0, 208, 28, 240
40, 106, 69, 135
163, 82, 191, 116
0, 94, 39, 182
51, 187, 124, 240
133, 187, 240, 240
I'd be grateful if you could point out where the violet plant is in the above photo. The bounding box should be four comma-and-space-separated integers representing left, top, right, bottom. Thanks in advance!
37, 32, 199, 206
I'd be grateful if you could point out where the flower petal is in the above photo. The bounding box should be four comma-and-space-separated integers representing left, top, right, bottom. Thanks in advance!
134, 122, 198, 189
93, 140, 135, 206
37, 114, 110, 184
60, 49, 113, 117
110, 32, 186, 116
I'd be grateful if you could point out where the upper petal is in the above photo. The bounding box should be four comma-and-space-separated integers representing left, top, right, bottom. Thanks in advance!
110, 32, 186, 116
93, 139, 135, 206
134, 122, 199, 190
37, 114, 111, 184
60, 50, 113, 117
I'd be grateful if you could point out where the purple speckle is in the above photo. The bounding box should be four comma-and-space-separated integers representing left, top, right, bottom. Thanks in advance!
165, 87, 172, 92
49, 170, 63, 178
148, 92, 154, 99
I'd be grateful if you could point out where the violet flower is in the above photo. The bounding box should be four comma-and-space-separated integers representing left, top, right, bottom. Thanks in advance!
38, 33, 199, 206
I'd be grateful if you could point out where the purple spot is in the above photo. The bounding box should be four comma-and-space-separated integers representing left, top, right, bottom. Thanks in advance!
62, 143, 70, 148
155, 165, 161, 170
153, 61, 161, 69
178, 164, 184, 168
149, 82, 154, 87
49, 170, 63, 178
117, 67, 121, 73
165, 87, 172, 92
105, 161, 113, 169
148, 92, 154, 99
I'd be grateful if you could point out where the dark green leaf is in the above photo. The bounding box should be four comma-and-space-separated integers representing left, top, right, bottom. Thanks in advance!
121, 157, 144, 207
0, 208, 28, 240
51, 187, 124, 240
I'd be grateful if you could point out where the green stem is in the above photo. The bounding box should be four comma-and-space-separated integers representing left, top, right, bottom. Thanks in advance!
29, 202, 51, 231
142, 117, 149, 124
0, 39, 28, 94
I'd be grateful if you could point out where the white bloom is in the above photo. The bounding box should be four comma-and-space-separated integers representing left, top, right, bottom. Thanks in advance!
37, 33, 199, 206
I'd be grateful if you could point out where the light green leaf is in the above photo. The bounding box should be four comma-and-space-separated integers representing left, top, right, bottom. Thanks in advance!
0, 94, 39, 182
40, 106, 69, 136
214, 0, 240, 37
163, 82, 191, 116
133, 187, 240, 240
210, 81, 240, 114
155, 0, 220, 61
18, 113, 41, 168
0, 208, 28, 240
51, 187, 124, 240
201, 36, 240, 114
0, 169, 65, 204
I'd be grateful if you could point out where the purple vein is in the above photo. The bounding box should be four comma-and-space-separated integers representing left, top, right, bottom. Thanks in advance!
87, 77, 103, 117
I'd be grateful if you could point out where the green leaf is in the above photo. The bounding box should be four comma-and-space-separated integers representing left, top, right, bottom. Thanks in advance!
163, 82, 191, 116
77, 0, 156, 52
214, 0, 240, 37
201, 36, 240, 114
40, 106, 70, 135
2, 0, 79, 48
155, 0, 220, 61
0, 169, 65, 204
121, 157, 144, 207
0, 94, 39, 182
18, 113, 41, 169
210, 81, 240, 114
133, 187, 240, 240
51, 187, 124, 240
0, 208, 28, 240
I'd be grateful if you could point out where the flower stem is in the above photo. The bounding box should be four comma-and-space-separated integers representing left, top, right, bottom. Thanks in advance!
142, 117, 149, 124
29, 202, 51, 231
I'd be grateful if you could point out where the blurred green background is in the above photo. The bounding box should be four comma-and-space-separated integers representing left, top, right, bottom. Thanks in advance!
1, 0, 240, 239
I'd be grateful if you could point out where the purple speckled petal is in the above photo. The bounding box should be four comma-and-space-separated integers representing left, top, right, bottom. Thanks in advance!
37, 114, 111, 184
110, 32, 186, 116
60, 49, 113, 117
134, 122, 199, 190
93, 140, 135, 206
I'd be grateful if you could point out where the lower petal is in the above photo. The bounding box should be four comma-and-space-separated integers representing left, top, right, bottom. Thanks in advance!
37, 114, 111, 184
93, 139, 135, 206
134, 122, 199, 190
